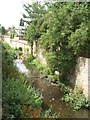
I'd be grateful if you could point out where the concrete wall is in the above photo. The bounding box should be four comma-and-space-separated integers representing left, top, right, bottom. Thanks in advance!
37, 49, 90, 100
37, 48, 47, 65
4, 36, 31, 55
4, 36, 11, 46
70, 57, 90, 100
4, 37, 89, 100
88, 58, 90, 100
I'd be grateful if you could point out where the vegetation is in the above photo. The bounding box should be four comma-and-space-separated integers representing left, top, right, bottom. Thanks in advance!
64, 88, 90, 111
2, 42, 58, 119
39, 2, 89, 79
23, 2, 46, 56
23, 1, 89, 81
24, 55, 59, 83
60, 84, 90, 111
2, 1, 89, 118
9, 26, 17, 39
0, 25, 7, 35
22, 1, 89, 111
25, 55, 90, 111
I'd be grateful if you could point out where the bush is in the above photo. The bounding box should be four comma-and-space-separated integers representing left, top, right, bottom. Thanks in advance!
37, 64, 51, 77
33, 60, 59, 83
3, 76, 43, 118
2, 41, 18, 64
48, 74, 59, 83
2, 42, 43, 118
62, 86, 90, 110
27, 54, 36, 63
60, 83, 70, 94
39, 107, 58, 118
2, 41, 58, 118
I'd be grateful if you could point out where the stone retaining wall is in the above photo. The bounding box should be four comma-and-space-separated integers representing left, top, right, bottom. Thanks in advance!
37, 48, 47, 65
70, 57, 90, 100
37, 49, 90, 100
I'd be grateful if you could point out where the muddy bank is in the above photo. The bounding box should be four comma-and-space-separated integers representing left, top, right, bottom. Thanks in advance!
15, 59, 89, 118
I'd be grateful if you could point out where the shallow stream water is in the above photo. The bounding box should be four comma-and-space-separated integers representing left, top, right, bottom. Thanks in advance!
15, 59, 89, 118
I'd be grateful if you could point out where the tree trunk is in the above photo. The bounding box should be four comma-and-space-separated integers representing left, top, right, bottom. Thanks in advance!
31, 42, 33, 56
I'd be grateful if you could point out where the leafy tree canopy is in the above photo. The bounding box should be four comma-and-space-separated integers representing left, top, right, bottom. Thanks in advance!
22, 1, 89, 80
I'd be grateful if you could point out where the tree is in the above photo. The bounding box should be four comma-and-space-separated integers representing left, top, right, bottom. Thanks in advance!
23, 2, 46, 25
10, 26, 17, 39
25, 23, 35, 55
23, 2, 46, 56
19, 18, 24, 26
39, 2, 89, 81
23, 1, 89, 83
1, 26, 6, 35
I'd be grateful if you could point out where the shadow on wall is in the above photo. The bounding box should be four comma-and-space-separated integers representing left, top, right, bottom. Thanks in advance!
68, 57, 86, 88
69, 57, 89, 99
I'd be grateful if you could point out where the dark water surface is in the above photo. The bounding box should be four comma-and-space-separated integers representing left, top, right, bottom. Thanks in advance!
15, 59, 89, 118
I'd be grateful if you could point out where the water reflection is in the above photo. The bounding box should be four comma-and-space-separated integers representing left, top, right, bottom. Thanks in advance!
14, 59, 28, 73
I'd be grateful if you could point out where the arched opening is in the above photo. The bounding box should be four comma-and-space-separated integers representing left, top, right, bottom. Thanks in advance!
19, 47, 23, 51
27, 48, 29, 53
18, 47, 23, 58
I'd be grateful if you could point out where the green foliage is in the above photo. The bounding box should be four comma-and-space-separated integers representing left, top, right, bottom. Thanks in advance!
26, 56, 51, 78
23, 2, 46, 25
2, 42, 42, 118
61, 86, 90, 111
10, 26, 17, 39
23, 2, 89, 80
26, 56, 60, 83
23, 2, 46, 55
2, 42, 57, 118
2, 42, 18, 64
0, 26, 6, 35
60, 83, 70, 94
37, 63, 51, 79
39, 107, 58, 118
3, 77, 43, 117
19, 18, 24, 26
22, 1, 90, 112
48, 74, 59, 83
68, 23, 88, 55
39, 2, 89, 81
45, 52, 58, 73
26, 54, 36, 64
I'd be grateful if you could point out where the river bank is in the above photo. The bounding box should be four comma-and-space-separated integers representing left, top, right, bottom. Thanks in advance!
18, 59, 88, 118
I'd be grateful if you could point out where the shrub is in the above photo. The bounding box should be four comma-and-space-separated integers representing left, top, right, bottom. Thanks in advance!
2, 41, 58, 118
3, 76, 43, 118
2, 41, 18, 64
27, 55, 36, 62
63, 86, 90, 110
60, 83, 70, 94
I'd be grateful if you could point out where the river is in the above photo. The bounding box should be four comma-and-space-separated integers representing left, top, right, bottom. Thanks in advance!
14, 59, 89, 118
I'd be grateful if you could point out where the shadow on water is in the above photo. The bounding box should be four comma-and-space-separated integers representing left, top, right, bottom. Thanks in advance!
15, 59, 89, 118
